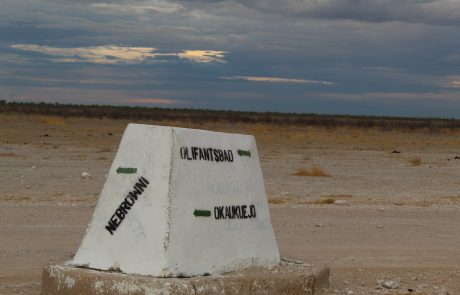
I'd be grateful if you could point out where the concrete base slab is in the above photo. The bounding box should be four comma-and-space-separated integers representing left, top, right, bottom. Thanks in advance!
42, 263, 330, 295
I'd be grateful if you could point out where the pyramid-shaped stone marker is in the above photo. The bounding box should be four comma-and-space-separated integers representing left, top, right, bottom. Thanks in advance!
70, 124, 280, 277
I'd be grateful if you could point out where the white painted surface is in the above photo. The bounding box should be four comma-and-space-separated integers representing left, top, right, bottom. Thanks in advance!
71, 124, 172, 275
70, 124, 280, 277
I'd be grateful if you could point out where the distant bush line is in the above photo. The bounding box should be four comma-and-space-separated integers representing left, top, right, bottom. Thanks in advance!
1, 100, 459, 132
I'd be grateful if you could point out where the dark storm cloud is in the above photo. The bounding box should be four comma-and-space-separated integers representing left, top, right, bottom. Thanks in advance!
1, 0, 460, 117
179, 0, 460, 25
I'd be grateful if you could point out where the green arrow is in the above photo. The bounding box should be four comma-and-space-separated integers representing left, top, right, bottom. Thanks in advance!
237, 149, 251, 158
194, 209, 211, 217
116, 167, 137, 174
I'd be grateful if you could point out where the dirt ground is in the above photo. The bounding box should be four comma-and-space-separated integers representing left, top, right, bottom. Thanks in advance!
1, 113, 460, 295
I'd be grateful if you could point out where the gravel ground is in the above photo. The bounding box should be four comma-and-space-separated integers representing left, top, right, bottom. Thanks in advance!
1, 113, 460, 294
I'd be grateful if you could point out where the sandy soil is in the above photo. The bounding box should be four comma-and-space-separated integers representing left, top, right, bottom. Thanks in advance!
1, 113, 460, 294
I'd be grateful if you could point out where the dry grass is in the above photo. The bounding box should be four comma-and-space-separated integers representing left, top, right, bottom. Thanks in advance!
0, 152, 18, 157
293, 165, 330, 177
409, 156, 422, 166
293, 168, 310, 176
392, 200, 430, 207
250, 124, 273, 134
2, 195, 32, 202
268, 196, 287, 204
97, 148, 113, 153
72, 155, 87, 160
305, 195, 353, 205
2, 111, 460, 153
39, 116, 66, 125
96, 156, 109, 161
440, 196, 460, 202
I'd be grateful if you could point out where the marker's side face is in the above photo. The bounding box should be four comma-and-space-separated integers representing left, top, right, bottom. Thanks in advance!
168, 128, 280, 276
71, 125, 173, 275
70, 124, 279, 277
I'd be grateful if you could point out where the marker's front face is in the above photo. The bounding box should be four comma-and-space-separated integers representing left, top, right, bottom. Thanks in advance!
168, 128, 280, 276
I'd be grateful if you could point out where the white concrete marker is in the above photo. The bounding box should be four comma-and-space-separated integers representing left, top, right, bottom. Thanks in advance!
70, 124, 280, 277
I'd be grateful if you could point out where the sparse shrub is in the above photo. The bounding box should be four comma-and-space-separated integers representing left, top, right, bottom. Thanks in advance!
310, 195, 352, 205
320, 198, 335, 204
293, 165, 330, 177
409, 156, 422, 166
310, 165, 330, 176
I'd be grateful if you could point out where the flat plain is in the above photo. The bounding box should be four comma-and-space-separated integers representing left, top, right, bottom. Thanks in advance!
1, 113, 460, 294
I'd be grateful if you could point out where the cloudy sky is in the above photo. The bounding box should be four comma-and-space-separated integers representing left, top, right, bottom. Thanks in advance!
1, 0, 460, 118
